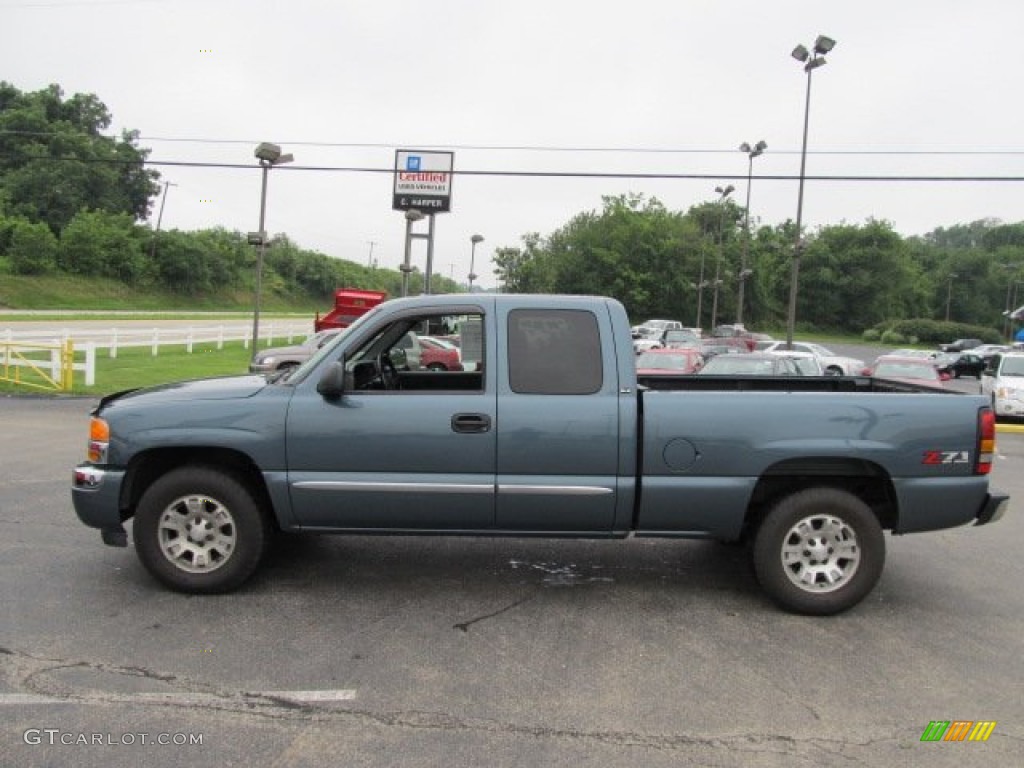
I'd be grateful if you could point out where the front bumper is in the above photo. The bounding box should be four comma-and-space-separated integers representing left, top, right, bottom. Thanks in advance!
994, 395, 1024, 417
71, 464, 128, 546
975, 489, 1010, 526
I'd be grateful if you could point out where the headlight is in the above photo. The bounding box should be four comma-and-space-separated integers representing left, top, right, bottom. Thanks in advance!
257, 356, 275, 365
87, 417, 109, 463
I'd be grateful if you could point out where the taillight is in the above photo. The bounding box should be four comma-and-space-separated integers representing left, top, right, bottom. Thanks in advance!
976, 407, 995, 475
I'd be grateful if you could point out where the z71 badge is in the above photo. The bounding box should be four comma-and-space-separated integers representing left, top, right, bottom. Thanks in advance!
922, 450, 970, 465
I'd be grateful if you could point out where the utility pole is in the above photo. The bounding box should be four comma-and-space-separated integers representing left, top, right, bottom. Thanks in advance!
149, 181, 177, 261
367, 240, 377, 267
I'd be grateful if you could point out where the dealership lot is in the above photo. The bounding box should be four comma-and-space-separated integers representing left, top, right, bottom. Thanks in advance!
2, 396, 1021, 767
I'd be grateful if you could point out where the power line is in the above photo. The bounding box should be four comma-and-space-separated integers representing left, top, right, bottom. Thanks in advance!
1, 129, 1023, 157
5, 153, 1024, 182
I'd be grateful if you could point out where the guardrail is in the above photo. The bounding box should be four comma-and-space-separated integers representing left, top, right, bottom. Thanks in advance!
0, 322, 312, 390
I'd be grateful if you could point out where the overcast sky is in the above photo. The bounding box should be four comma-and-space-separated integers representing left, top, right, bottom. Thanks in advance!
5, 0, 1024, 288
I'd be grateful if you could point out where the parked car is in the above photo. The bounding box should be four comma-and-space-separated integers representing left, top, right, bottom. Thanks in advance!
939, 338, 984, 353
697, 352, 802, 376
661, 329, 702, 349
863, 355, 950, 388
767, 350, 826, 376
630, 319, 684, 339
632, 321, 689, 354
697, 339, 747, 360
968, 344, 1009, 362
710, 324, 758, 351
249, 329, 341, 374
933, 352, 986, 379
418, 335, 464, 371
635, 347, 703, 375
759, 341, 864, 376
980, 351, 1024, 418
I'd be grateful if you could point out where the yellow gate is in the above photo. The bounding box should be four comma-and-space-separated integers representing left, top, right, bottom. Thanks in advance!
1, 340, 74, 392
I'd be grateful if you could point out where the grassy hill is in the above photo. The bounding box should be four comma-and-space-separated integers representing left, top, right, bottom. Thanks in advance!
0, 273, 325, 312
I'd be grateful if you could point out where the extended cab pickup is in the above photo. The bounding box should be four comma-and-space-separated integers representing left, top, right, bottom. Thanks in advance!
72, 295, 1009, 615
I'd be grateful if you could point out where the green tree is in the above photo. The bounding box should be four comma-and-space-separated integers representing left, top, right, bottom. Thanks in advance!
59, 209, 147, 282
8, 218, 58, 274
0, 82, 160, 233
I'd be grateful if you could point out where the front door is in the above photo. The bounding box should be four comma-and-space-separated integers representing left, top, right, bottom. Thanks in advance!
286, 308, 496, 530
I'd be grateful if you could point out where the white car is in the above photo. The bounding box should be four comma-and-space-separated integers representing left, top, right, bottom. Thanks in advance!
766, 350, 826, 375
760, 341, 864, 376
980, 351, 1024, 418
631, 319, 683, 338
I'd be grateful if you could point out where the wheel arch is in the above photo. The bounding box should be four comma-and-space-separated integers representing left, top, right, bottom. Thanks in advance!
740, 456, 897, 542
121, 447, 278, 530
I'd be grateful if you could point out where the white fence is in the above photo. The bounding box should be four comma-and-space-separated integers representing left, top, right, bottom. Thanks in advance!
1, 322, 313, 388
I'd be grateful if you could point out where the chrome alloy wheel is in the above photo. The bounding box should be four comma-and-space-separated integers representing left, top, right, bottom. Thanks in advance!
780, 514, 861, 593
157, 495, 236, 573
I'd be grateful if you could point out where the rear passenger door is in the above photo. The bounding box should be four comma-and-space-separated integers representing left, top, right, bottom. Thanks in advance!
494, 305, 621, 532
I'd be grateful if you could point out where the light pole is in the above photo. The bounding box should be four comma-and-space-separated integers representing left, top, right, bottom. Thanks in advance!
710, 184, 734, 330
737, 140, 766, 326
785, 34, 835, 349
945, 273, 958, 322
695, 244, 707, 329
468, 234, 484, 292
400, 209, 425, 297
250, 142, 293, 358
149, 180, 177, 261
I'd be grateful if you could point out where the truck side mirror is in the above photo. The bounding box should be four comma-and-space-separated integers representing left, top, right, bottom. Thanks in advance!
317, 361, 347, 399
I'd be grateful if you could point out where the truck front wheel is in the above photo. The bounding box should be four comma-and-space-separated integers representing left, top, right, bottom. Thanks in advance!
133, 466, 270, 594
752, 488, 885, 615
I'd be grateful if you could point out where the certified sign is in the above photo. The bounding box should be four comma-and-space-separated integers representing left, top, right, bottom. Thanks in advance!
393, 150, 454, 213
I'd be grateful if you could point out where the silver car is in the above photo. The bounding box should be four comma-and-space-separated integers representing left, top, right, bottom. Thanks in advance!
249, 329, 341, 374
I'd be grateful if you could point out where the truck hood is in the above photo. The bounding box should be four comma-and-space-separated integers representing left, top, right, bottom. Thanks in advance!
103, 375, 269, 408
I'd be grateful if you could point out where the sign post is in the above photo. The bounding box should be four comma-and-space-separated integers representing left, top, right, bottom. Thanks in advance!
393, 151, 454, 295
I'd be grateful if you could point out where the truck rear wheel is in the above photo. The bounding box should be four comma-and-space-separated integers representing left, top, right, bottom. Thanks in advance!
133, 466, 270, 594
752, 488, 885, 615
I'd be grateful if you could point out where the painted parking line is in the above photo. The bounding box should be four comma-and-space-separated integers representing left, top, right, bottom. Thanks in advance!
0, 690, 357, 706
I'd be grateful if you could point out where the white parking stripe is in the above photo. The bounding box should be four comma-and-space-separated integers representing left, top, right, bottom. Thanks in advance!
0, 690, 356, 705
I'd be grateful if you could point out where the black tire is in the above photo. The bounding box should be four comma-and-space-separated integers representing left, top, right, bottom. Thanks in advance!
752, 487, 885, 615
826, 365, 843, 376
133, 466, 270, 594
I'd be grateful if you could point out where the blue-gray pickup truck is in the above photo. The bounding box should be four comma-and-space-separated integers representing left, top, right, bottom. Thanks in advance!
72, 294, 1009, 614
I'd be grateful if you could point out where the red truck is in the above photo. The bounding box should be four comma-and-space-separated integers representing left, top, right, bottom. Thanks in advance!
314, 288, 387, 333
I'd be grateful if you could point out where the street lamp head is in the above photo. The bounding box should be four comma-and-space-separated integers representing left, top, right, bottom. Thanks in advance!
471, 234, 484, 244
405, 209, 425, 222
254, 142, 282, 163
791, 44, 810, 63
814, 35, 836, 54
742, 140, 767, 159
715, 184, 735, 197
804, 56, 828, 72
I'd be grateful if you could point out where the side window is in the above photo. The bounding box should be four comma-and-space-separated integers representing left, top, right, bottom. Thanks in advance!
345, 312, 484, 393
508, 309, 602, 395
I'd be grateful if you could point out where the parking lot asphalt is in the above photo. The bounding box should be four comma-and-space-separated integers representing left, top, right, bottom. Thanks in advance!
2, 395, 1022, 768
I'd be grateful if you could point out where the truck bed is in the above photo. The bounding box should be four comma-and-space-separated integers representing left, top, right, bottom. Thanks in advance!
636, 374, 956, 393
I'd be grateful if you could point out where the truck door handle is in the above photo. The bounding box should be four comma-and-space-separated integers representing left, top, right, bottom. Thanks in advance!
451, 413, 491, 433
